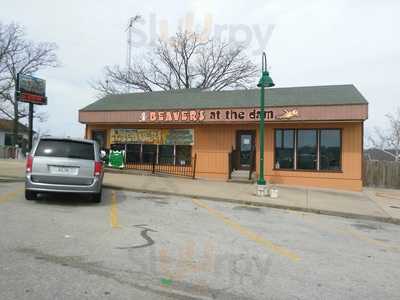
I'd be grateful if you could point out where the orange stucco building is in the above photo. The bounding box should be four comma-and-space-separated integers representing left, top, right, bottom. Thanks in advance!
79, 85, 368, 191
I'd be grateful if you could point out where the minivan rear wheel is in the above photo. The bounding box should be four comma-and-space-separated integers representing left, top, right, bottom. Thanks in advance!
25, 190, 37, 201
92, 190, 102, 203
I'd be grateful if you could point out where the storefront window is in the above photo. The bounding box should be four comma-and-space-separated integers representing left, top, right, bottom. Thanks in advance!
176, 145, 192, 166
158, 145, 174, 164
319, 129, 341, 170
274, 128, 342, 171
109, 128, 194, 166
275, 129, 294, 169
126, 144, 141, 163
111, 143, 125, 151
297, 129, 317, 170
4, 133, 13, 146
123, 143, 192, 165
142, 144, 157, 163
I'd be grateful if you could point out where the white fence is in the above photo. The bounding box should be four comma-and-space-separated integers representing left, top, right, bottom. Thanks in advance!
0, 146, 25, 160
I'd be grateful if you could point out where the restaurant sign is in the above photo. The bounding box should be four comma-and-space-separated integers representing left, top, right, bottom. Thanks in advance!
16, 74, 47, 105
141, 111, 205, 122
139, 108, 284, 122
79, 104, 368, 124
110, 128, 194, 145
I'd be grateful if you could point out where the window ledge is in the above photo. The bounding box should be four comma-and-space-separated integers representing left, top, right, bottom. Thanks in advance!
273, 168, 343, 173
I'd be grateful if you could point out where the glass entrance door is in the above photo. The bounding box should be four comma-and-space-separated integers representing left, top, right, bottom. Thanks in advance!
236, 131, 255, 170
92, 130, 107, 149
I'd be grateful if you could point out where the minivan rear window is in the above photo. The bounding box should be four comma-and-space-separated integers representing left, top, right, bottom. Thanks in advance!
35, 139, 95, 160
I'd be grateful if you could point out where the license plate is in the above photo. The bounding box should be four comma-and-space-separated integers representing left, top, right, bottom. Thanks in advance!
49, 166, 79, 175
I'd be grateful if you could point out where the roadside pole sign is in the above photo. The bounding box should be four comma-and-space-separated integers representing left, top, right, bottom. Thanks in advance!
15, 73, 48, 151
16, 74, 47, 105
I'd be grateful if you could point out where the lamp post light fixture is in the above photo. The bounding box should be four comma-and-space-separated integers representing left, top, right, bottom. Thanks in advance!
256, 52, 274, 195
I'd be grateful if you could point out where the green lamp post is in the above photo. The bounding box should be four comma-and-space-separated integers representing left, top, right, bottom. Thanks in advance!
257, 52, 274, 188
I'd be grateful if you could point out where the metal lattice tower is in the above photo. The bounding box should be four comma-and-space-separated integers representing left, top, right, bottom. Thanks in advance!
126, 15, 142, 71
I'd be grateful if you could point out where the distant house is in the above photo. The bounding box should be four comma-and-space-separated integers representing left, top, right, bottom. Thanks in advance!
0, 118, 31, 149
364, 148, 399, 161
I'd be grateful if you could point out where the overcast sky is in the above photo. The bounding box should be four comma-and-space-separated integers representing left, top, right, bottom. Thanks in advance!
1, 0, 399, 139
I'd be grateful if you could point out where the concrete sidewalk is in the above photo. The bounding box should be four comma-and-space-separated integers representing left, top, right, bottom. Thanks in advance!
0, 159, 27, 182
103, 171, 400, 224
1, 159, 400, 224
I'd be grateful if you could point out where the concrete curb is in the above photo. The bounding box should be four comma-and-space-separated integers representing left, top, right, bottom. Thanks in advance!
0, 176, 25, 183
103, 183, 400, 225
104, 167, 195, 180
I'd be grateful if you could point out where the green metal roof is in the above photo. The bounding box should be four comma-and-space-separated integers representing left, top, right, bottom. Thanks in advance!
81, 84, 368, 112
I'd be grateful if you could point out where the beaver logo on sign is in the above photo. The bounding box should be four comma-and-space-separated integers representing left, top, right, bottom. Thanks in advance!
139, 112, 146, 122
276, 109, 299, 120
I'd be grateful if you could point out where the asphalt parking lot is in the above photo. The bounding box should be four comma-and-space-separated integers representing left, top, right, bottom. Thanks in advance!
1, 182, 400, 300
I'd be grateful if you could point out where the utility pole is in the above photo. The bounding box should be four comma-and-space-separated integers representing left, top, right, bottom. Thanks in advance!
28, 103, 34, 150
13, 74, 19, 147
13, 96, 19, 146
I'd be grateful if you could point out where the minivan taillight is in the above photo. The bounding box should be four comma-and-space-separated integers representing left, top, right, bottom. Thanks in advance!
26, 155, 33, 173
94, 161, 103, 176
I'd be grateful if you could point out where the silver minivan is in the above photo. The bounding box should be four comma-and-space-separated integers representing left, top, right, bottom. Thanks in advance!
25, 137, 104, 202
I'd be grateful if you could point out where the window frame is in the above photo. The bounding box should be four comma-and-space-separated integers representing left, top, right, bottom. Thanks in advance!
274, 129, 295, 170
142, 144, 158, 163
318, 128, 342, 171
124, 143, 193, 166
4, 133, 13, 146
158, 144, 175, 165
273, 128, 342, 173
125, 143, 142, 164
296, 129, 318, 171
175, 144, 192, 166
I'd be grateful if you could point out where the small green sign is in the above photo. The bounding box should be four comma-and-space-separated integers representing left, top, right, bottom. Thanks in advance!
160, 278, 173, 287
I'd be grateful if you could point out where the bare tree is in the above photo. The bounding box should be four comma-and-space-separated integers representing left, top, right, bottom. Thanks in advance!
0, 22, 58, 145
369, 108, 400, 161
92, 31, 258, 96
0, 23, 22, 103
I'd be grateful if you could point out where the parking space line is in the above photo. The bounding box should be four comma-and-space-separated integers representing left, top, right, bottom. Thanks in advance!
289, 210, 400, 253
0, 187, 24, 204
192, 198, 300, 262
110, 191, 122, 229
341, 226, 400, 252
